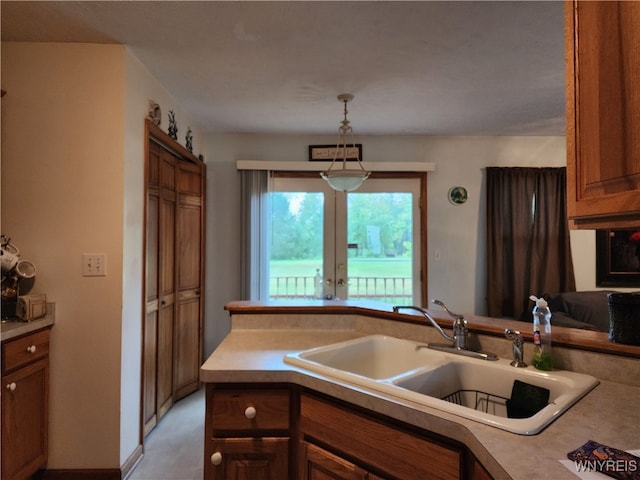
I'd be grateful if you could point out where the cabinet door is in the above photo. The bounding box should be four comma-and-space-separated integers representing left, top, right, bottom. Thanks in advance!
1, 358, 48, 480
173, 161, 204, 399
157, 150, 176, 421
300, 441, 368, 480
566, 0, 640, 227
143, 165, 160, 434
206, 437, 289, 480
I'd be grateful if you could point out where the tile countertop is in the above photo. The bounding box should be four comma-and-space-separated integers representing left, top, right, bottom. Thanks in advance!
1, 303, 55, 342
201, 309, 640, 480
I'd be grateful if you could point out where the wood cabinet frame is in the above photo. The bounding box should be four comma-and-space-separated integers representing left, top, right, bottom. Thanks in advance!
204, 383, 494, 480
142, 120, 206, 438
565, 0, 640, 228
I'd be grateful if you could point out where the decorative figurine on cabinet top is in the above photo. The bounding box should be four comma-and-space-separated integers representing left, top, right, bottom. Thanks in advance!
168, 110, 178, 140
186, 128, 193, 153
148, 100, 161, 126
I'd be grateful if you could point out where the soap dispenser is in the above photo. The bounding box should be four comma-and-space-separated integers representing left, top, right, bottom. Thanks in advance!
530, 295, 553, 371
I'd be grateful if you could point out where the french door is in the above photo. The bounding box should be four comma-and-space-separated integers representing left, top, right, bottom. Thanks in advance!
269, 175, 423, 304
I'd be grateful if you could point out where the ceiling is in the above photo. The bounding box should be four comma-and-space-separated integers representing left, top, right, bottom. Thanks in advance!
1, 1, 566, 136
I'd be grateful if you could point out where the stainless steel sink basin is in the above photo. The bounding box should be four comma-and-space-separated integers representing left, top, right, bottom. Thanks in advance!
284, 335, 599, 435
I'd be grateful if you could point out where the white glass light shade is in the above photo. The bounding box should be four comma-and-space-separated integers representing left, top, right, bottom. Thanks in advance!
320, 94, 370, 192
320, 170, 371, 192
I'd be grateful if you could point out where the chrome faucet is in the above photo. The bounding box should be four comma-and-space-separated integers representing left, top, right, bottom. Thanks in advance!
504, 329, 527, 368
393, 300, 498, 361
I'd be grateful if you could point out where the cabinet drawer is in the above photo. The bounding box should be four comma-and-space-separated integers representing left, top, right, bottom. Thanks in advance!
300, 394, 462, 480
2, 329, 50, 373
210, 389, 289, 433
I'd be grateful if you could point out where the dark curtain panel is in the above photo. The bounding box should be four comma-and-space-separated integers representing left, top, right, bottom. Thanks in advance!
486, 167, 576, 319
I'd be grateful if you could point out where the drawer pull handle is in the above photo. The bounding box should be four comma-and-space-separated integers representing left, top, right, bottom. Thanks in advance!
210, 451, 222, 466
6, 383, 16, 392
26, 345, 37, 353
244, 406, 257, 419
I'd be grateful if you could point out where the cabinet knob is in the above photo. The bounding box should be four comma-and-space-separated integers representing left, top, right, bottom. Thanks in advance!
6, 383, 16, 391
244, 406, 257, 419
26, 345, 37, 353
210, 451, 222, 466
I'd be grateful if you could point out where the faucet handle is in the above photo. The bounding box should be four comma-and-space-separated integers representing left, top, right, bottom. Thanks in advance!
504, 328, 522, 342
505, 329, 527, 368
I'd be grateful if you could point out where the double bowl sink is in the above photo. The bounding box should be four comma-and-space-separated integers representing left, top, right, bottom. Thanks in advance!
284, 335, 599, 435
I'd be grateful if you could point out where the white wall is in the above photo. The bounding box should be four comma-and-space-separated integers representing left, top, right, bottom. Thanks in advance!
1, 42, 205, 471
121, 47, 206, 467
201, 134, 597, 355
2, 42, 125, 469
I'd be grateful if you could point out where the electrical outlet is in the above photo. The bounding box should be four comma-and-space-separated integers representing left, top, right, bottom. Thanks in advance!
82, 254, 107, 277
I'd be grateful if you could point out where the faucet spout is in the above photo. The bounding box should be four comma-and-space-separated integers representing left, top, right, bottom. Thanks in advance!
392, 305, 455, 343
393, 300, 498, 361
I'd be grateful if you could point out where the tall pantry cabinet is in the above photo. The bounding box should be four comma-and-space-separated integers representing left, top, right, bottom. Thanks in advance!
143, 120, 206, 435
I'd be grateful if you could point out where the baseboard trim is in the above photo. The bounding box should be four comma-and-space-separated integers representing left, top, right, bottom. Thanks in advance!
121, 444, 144, 479
37, 443, 143, 480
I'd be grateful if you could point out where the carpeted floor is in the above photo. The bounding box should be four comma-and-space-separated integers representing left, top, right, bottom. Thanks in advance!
128, 388, 205, 480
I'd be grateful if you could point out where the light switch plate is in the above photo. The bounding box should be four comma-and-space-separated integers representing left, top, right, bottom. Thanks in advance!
82, 254, 107, 276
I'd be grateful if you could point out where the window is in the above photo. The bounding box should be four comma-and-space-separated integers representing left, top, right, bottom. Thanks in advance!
241, 171, 427, 305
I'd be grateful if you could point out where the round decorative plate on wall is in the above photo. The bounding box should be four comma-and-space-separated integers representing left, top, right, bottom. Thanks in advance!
448, 186, 468, 205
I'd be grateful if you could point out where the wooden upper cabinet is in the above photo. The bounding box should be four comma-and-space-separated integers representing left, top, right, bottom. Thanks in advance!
565, 0, 640, 228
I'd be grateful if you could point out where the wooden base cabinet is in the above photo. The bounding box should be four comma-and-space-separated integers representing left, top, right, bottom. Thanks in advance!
298, 393, 463, 480
300, 441, 370, 480
1, 328, 50, 480
204, 384, 494, 480
205, 385, 291, 480
208, 438, 289, 480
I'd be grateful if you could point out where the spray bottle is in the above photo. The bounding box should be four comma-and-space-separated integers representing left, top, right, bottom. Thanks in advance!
529, 295, 553, 371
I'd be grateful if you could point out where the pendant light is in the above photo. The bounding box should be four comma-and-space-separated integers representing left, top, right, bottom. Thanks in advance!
320, 94, 370, 192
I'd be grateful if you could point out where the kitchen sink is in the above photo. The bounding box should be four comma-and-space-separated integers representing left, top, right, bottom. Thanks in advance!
284, 335, 599, 435
284, 334, 446, 381
391, 359, 599, 433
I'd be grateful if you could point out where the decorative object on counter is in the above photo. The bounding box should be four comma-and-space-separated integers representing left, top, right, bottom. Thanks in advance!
319, 94, 370, 192
168, 110, 178, 139
17, 293, 47, 322
530, 294, 553, 371
596, 229, 640, 287
0, 235, 19, 273
185, 127, 193, 152
566, 440, 640, 480
448, 186, 468, 205
148, 100, 161, 126
608, 292, 640, 346
1, 236, 38, 319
